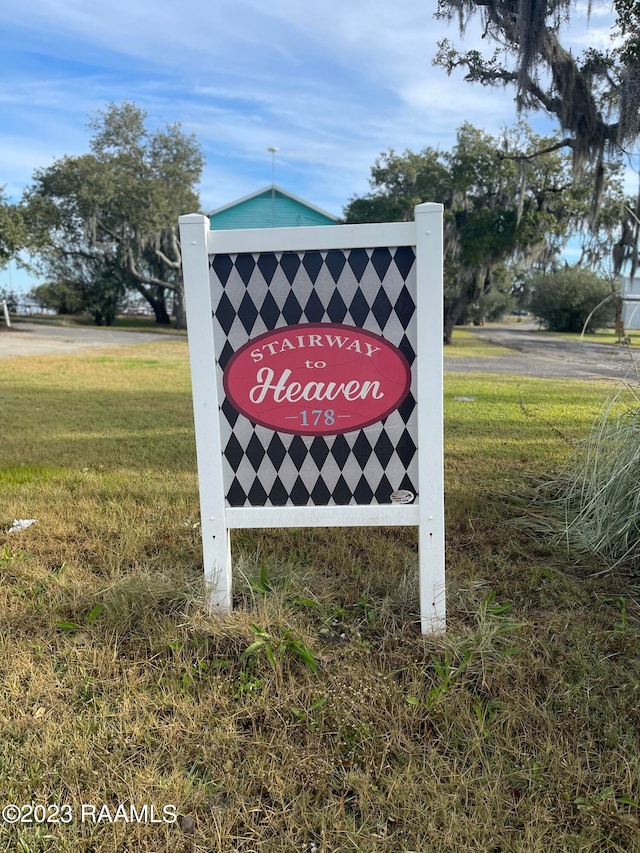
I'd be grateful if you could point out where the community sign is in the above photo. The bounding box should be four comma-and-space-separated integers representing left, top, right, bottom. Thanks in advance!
179, 205, 444, 633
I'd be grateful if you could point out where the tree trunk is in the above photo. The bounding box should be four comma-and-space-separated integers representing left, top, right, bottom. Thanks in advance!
444, 291, 472, 345
612, 286, 625, 342
443, 314, 456, 345
152, 299, 171, 325
173, 277, 187, 331
134, 283, 171, 324
444, 270, 494, 343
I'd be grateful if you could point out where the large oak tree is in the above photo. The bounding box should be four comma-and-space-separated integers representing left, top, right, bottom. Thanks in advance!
344, 123, 608, 343
434, 0, 640, 279
24, 102, 204, 328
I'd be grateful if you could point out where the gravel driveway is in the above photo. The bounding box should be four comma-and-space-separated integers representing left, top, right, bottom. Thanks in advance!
0, 322, 177, 358
445, 324, 640, 381
1, 320, 638, 382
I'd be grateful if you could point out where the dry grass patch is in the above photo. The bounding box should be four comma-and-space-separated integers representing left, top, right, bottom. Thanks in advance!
0, 344, 638, 851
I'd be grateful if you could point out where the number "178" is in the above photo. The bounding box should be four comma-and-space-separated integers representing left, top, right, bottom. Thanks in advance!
300, 409, 335, 426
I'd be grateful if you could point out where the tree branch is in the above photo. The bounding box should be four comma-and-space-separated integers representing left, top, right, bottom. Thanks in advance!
126, 253, 176, 292
498, 137, 576, 161
154, 247, 181, 269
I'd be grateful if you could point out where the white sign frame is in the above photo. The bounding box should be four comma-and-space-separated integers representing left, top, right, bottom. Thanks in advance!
179, 204, 445, 633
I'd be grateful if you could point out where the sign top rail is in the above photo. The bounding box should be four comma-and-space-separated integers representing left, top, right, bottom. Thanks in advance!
179, 205, 443, 254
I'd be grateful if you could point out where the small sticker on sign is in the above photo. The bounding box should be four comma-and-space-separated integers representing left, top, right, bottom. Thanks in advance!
390, 490, 415, 504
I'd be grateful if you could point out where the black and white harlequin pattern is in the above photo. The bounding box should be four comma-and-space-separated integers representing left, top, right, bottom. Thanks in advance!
209, 246, 419, 506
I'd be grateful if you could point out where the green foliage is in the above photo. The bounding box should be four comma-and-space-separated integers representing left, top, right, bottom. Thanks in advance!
29, 282, 85, 316
457, 266, 516, 325
247, 562, 274, 594
434, 0, 640, 157
56, 604, 102, 634
0, 189, 26, 267
433, 0, 640, 282
30, 255, 128, 325
615, 0, 640, 64
240, 625, 319, 674
428, 648, 472, 704
434, 0, 640, 286
0, 287, 19, 313
528, 266, 615, 333
344, 148, 450, 224
23, 102, 204, 329
289, 696, 328, 730
345, 122, 601, 343
479, 287, 516, 323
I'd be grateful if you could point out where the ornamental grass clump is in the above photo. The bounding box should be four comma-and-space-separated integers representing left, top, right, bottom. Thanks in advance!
549, 387, 640, 569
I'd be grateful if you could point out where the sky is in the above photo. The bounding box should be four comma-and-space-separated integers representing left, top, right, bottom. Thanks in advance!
0, 0, 619, 292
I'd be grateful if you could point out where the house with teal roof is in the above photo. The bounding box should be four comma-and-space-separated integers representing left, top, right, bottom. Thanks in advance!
209, 185, 339, 230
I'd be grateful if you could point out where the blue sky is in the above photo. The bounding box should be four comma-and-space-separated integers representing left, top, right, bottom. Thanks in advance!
0, 0, 618, 291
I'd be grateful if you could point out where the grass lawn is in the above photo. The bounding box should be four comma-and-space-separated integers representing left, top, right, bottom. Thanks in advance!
0, 341, 638, 852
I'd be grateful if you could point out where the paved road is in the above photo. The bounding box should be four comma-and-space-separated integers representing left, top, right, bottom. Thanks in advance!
1, 320, 638, 382
0, 322, 177, 358
445, 324, 640, 381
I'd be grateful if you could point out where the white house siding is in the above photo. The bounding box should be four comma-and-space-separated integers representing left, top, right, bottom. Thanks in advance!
621, 276, 640, 330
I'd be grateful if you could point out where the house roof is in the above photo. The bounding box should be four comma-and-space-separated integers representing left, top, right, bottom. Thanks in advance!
209, 185, 339, 222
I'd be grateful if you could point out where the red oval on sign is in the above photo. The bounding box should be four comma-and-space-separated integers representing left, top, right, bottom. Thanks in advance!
223, 323, 411, 435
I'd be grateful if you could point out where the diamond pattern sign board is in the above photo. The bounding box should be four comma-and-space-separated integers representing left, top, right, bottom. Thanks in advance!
179, 207, 445, 633
214, 245, 418, 508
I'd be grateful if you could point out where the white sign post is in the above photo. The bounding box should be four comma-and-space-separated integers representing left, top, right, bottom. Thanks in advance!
179, 204, 445, 633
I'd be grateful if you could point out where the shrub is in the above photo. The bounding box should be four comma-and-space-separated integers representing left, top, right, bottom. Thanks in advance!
0, 287, 19, 313
529, 266, 615, 333
456, 287, 516, 326
542, 388, 640, 569
29, 281, 84, 315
